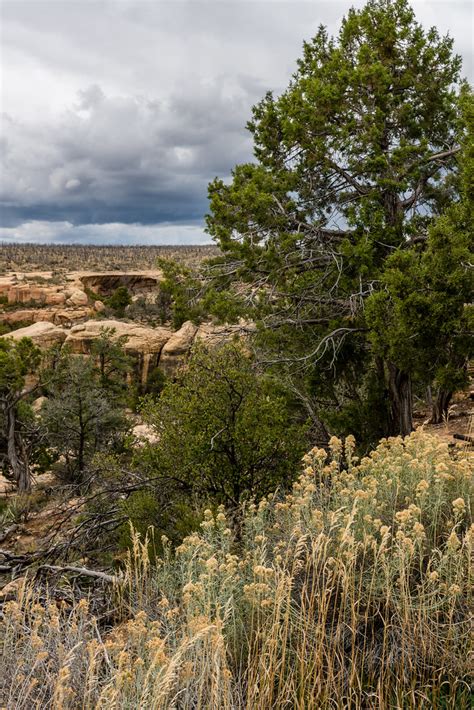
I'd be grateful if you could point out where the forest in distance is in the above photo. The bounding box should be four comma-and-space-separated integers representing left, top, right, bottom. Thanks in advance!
1, 1, 473, 708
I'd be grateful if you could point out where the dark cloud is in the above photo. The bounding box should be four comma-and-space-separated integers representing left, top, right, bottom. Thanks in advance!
1, 0, 472, 243
1, 79, 256, 227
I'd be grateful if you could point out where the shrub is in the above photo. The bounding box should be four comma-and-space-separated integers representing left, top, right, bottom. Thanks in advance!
1, 431, 472, 708
106, 286, 132, 318
140, 341, 307, 509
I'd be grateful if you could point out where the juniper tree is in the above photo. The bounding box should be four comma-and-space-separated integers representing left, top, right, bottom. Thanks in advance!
206, 0, 464, 435
41, 355, 129, 482
365, 86, 474, 425
140, 342, 306, 509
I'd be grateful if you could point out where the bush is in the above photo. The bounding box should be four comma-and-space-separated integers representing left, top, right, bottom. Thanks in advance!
105, 286, 132, 317
139, 341, 307, 508
1, 431, 472, 708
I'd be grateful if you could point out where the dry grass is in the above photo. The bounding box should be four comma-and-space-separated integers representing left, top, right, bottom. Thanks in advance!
1, 430, 472, 709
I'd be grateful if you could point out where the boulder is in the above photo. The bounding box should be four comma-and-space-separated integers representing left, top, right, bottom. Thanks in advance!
94, 300, 106, 313
52, 308, 91, 326
1, 321, 67, 348
159, 320, 198, 375
32, 396, 48, 414
66, 289, 89, 307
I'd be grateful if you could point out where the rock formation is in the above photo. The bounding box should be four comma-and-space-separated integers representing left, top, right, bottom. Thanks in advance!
1, 272, 251, 384
65, 320, 173, 385
3, 321, 67, 349
78, 272, 161, 296
159, 321, 198, 375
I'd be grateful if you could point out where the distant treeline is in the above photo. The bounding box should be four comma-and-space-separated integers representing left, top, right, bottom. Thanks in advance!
0, 243, 220, 272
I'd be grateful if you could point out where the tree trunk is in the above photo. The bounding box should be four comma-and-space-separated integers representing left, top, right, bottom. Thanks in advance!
387, 363, 413, 436
429, 388, 453, 424
6, 404, 31, 492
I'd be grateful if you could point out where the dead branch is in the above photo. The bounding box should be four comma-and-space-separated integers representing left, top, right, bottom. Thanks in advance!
36, 564, 121, 585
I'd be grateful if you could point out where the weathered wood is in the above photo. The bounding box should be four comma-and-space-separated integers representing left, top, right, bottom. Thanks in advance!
453, 433, 474, 443
37, 564, 120, 584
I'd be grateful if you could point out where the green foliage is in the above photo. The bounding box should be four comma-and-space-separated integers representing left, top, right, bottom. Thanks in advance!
141, 365, 167, 398
203, 0, 467, 437
118, 492, 200, 553
106, 286, 132, 317
365, 86, 474, 399
0, 337, 42, 488
140, 342, 307, 508
41, 354, 130, 482
89, 327, 133, 402
156, 257, 246, 328
156, 258, 207, 328
0, 337, 40, 394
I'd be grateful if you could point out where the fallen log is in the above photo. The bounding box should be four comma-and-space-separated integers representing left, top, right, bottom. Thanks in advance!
453, 433, 474, 443
36, 564, 121, 585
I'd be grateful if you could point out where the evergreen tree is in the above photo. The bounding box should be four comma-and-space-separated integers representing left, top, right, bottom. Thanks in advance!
206, 0, 464, 435
41, 354, 129, 482
0, 338, 41, 491
140, 342, 306, 509
366, 86, 474, 426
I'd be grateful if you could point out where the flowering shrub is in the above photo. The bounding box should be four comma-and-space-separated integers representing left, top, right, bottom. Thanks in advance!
1, 431, 472, 709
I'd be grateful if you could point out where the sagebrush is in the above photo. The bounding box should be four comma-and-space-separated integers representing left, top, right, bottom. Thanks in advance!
1, 430, 472, 709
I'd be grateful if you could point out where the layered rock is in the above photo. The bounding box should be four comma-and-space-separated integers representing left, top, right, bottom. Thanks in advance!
159, 321, 198, 375
1, 307, 92, 327
65, 320, 173, 385
78, 272, 161, 296
2, 321, 67, 349
6, 284, 66, 306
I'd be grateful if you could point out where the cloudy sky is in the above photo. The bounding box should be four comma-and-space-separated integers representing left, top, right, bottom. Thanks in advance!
1, 0, 472, 245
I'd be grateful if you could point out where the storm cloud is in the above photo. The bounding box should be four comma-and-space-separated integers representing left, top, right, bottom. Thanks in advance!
1, 78, 256, 226
1, 0, 472, 244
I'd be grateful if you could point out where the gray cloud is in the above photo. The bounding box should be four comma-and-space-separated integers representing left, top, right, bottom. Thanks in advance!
1, 77, 256, 226
1, 0, 472, 243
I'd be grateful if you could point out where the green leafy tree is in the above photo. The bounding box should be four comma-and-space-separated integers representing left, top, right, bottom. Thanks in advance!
206, 0, 464, 435
0, 337, 41, 491
140, 342, 306, 509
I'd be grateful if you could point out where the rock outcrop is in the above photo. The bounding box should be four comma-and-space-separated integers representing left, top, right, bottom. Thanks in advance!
78, 272, 161, 296
65, 320, 173, 384
6, 285, 66, 306
2, 321, 67, 349
159, 321, 198, 375
1, 270, 251, 384
1, 307, 92, 327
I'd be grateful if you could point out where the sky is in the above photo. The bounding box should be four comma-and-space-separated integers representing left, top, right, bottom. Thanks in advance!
0, 0, 473, 245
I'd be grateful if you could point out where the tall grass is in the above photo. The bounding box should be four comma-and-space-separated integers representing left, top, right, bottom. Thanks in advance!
1, 430, 472, 709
